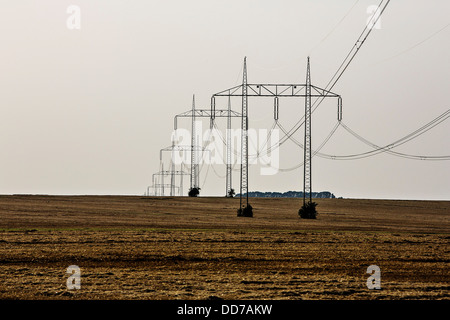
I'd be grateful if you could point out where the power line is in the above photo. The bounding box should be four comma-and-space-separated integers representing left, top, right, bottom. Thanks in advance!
277, 121, 341, 172
324, 0, 390, 92
275, 108, 450, 167
273, 0, 391, 150
375, 22, 450, 64
338, 113, 450, 161
212, 106, 450, 165
309, 0, 361, 55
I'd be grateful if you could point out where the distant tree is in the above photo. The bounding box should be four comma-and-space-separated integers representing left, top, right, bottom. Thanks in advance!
298, 201, 318, 219
188, 187, 200, 197
227, 188, 235, 198
237, 204, 253, 217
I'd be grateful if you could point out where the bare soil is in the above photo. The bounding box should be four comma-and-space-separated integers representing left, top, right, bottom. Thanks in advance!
0, 195, 448, 300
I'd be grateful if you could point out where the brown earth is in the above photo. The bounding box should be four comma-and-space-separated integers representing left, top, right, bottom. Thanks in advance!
0, 195, 448, 300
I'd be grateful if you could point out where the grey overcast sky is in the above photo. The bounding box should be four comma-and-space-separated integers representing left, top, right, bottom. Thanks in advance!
0, 0, 449, 200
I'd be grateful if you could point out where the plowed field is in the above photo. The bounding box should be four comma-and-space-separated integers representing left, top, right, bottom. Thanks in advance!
0, 195, 448, 300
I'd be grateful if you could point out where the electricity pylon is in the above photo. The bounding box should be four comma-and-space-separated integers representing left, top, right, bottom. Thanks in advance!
303, 57, 312, 205
190, 94, 199, 192
174, 106, 241, 197
211, 57, 342, 216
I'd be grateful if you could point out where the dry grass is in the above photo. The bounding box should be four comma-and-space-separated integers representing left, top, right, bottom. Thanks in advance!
0, 195, 448, 300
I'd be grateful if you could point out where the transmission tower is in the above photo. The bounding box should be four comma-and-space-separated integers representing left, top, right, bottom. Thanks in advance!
190, 94, 199, 192
303, 57, 312, 205
152, 170, 189, 196
211, 57, 342, 216
226, 95, 233, 197
175, 107, 241, 196
240, 57, 249, 211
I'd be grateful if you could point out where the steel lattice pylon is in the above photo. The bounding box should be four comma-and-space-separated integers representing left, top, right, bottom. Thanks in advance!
240, 57, 249, 211
190, 95, 199, 191
174, 107, 241, 197
211, 57, 342, 216
303, 57, 312, 205
226, 95, 233, 197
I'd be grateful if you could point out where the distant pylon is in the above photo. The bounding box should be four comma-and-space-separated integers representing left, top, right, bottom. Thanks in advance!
226, 94, 232, 197
170, 132, 176, 196
190, 94, 199, 191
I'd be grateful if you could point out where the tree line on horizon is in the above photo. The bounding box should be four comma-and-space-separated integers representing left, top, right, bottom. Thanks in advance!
234, 191, 336, 198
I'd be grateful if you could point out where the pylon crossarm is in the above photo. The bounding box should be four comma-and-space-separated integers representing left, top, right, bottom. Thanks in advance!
213, 83, 340, 98
175, 109, 242, 119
